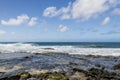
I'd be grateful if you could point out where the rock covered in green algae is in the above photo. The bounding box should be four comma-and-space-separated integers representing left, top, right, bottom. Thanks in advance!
0, 68, 120, 80
38, 72, 68, 80
1, 72, 68, 80
19, 72, 31, 80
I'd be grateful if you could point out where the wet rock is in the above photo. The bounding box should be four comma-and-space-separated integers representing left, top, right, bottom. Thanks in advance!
23, 55, 33, 59
0, 75, 20, 80
41, 53, 55, 56
69, 72, 87, 80
113, 64, 120, 70
69, 62, 77, 66
72, 68, 87, 74
38, 72, 68, 80
0, 72, 31, 80
0, 72, 5, 77
27, 78, 38, 80
95, 64, 101, 67
0, 53, 120, 80
87, 68, 119, 80
34, 53, 55, 56
19, 72, 31, 80
86, 55, 101, 58
42, 48, 55, 50
29, 69, 48, 75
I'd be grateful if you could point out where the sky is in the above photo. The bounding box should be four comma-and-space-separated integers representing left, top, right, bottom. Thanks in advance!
0, 0, 120, 42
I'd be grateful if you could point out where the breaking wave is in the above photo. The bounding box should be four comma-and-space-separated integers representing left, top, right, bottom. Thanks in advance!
0, 43, 120, 56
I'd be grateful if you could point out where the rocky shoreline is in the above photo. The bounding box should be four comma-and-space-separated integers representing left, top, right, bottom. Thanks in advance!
0, 52, 120, 80
1, 67, 120, 80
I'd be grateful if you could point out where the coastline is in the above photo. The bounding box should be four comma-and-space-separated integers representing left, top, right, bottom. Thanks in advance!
0, 52, 120, 80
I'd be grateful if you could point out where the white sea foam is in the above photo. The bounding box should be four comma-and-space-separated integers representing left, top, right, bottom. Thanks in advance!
0, 43, 120, 56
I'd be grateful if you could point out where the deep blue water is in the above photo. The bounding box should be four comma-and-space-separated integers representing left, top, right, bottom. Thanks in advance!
0, 42, 120, 48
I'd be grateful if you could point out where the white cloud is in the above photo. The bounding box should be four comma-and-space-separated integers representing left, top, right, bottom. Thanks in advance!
71, 0, 109, 21
43, 7, 58, 17
43, 0, 120, 21
43, 3, 71, 19
11, 32, 15, 35
28, 17, 37, 26
61, 14, 71, 20
58, 25, 69, 32
112, 8, 120, 15
1, 14, 29, 26
0, 30, 6, 35
101, 17, 110, 25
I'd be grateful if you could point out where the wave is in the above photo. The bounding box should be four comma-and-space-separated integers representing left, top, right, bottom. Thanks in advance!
0, 43, 120, 56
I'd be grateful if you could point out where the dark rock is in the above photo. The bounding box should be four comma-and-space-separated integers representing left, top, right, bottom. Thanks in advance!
113, 64, 120, 70
0, 75, 20, 80
24, 56, 31, 59
42, 48, 55, 50
95, 64, 101, 67
0, 72, 31, 80
73, 68, 87, 74
87, 68, 119, 80
34, 53, 55, 56
69, 62, 77, 66
86, 55, 101, 58
27, 78, 38, 80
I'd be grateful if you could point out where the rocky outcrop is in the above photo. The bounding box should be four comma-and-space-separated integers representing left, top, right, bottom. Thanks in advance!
0, 53, 120, 80
113, 64, 120, 70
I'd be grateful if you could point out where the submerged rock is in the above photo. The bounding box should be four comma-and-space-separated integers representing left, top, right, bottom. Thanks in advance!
42, 48, 55, 50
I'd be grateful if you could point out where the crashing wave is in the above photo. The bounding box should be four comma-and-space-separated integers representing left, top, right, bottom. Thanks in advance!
0, 43, 120, 56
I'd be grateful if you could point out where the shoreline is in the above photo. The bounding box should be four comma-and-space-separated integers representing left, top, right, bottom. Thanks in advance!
0, 52, 120, 80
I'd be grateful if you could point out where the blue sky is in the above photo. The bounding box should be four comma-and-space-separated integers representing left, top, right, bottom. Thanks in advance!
0, 0, 120, 42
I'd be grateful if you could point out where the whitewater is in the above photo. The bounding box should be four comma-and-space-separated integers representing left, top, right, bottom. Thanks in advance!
0, 43, 120, 56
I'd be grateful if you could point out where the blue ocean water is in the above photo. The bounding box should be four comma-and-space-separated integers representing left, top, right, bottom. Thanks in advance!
1, 42, 120, 48
27, 42, 120, 48
0, 42, 120, 48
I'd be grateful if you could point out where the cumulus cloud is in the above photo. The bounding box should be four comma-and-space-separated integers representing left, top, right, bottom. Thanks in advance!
1, 14, 29, 26
112, 8, 120, 15
43, 0, 120, 21
28, 17, 37, 26
58, 25, 69, 32
43, 7, 58, 17
101, 17, 110, 25
0, 30, 6, 35
43, 3, 71, 19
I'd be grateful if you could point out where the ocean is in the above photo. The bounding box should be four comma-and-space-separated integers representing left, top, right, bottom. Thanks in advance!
0, 42, 120, 56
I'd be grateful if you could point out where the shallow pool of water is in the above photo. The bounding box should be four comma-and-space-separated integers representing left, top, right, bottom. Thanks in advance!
0, 53, 32, 60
